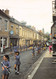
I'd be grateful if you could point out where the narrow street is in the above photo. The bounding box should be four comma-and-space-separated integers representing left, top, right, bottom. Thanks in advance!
28, 49, 54, 79
0, 49, 46, 79
0, 0, 55, 79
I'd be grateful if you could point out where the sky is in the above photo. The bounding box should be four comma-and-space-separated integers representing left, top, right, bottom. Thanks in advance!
0, 0, 54, 33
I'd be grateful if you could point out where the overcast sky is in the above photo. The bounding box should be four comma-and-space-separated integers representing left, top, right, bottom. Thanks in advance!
0, 0, 53, 33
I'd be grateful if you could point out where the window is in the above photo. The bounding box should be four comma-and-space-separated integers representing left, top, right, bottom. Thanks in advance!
23, 29, 24, 36
5, 20, 8, 31
3, 38, 7, 47
16, 26, 18, 34
16, 28, 18, 34
0, 17, 2, 30
11, 25, 13, 28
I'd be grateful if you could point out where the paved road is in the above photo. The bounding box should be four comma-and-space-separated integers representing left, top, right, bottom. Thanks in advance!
0, 49, 46, 79
32, 50, 54, 79
32, 57, 56, 79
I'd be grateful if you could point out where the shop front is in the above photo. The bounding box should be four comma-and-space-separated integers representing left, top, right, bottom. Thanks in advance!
0, 37, 8, 53
9, 35, 19, 47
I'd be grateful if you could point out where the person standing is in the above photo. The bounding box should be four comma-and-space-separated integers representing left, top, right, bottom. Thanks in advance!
14, 51, 21, 74
1, 55, 11, 79
10, 43, 13, 52
49, 43, 52, 53
32, 45, 35, 56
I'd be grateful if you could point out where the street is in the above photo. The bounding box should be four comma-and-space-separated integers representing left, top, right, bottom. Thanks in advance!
28, 49, 53, 79
0, 49, 46, 79
0, 0, 55, 79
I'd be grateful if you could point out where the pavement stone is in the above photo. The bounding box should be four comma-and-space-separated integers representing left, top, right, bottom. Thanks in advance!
44, 50, 53, 58
32, 49, 56, 79
33, 58, 56, 79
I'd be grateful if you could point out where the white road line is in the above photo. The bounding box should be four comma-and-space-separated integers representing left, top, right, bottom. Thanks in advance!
27, 51, 46, 79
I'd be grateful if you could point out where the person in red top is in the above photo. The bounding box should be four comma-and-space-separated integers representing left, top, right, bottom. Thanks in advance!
49, 43, 52, 53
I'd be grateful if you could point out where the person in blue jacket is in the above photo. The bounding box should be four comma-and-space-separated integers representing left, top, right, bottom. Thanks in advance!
14, 51, 21, 74
1, 55, 11, 79
13, 46, 19, 52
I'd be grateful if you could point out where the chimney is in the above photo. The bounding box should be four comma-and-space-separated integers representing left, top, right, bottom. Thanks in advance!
5, 9, 9, 15
2, 9, 5, 12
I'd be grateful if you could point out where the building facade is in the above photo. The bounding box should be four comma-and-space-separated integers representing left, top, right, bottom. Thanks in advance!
51, 23, 56, 38
0, 9, 10, 53
19, 25, 34, 47
19, 25, 40, 47
0, 9, 46, 53
9, 18, 19, 47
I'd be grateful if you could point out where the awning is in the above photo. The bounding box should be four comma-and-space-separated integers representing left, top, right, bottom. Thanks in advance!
9, 35, 19, 39
48, 40, 52, 42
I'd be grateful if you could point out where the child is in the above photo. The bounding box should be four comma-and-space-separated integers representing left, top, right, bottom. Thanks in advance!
14, 51, 21, 74
36, 46, 39, 55
1, 55, 11, 79
38, 45, 40, 54
32, 46, 35, 56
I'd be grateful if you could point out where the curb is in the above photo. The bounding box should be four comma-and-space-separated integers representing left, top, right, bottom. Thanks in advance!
24, 49, 48, 79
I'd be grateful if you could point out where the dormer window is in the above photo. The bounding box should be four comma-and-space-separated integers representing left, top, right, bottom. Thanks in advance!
5, 19, 8, 22
11, 25, 13, 28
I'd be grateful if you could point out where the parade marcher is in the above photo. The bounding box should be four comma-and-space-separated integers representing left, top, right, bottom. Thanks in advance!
14, 51, 21, 74
13, 45, 19, 53
38, 44, 40, 54
32, 45, 35, 56
52, 37, 56, 53
35, 46, 38, 55
3, 45, 5, 53
1, 55, 11, 79
10, 43, 13, 52
49, 43, 52, 53
35, 45, 38, 55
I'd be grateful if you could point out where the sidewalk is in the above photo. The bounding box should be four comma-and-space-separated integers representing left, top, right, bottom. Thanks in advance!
32, 50, 56, 79
44, 50, 53, 57
0, 51, 12, 57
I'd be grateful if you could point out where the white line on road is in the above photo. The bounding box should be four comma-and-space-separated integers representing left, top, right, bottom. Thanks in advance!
27, 50, 47, 79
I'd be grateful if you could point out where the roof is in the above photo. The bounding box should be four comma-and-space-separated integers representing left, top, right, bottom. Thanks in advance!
0, 9, 10, 19
21, 24, 37, 32
10, 17, 21, 25
0, 9, 39, 34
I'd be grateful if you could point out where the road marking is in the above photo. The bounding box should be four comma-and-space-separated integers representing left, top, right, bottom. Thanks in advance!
27, 51, 46, 79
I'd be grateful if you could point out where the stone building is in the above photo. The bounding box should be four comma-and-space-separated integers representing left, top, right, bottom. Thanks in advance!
0, 9, 10, 53
9, 17, 19, 47
51, 22, 56, 38
0, 9, 46, 53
